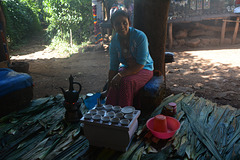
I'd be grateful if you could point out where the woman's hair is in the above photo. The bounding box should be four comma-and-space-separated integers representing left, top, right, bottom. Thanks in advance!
110, 10, 130, 25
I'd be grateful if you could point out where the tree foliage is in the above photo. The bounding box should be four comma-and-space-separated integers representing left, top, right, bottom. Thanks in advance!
1, 0, 41, 47
43, 0, 93, 44
1, 0, 93, 47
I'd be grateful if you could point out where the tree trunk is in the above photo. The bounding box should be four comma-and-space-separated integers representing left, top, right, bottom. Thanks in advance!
134, 0, 170, 79
0, 4, 9, 63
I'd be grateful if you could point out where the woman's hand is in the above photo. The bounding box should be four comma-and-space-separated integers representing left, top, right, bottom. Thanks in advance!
110, 73, 122, 89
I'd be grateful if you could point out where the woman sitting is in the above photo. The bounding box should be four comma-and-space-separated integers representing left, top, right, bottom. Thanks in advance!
101, 10, 154, 109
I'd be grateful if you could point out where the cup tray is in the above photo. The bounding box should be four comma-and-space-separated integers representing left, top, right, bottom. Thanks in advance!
80, 106, 141, 130
80, 105, 141, 151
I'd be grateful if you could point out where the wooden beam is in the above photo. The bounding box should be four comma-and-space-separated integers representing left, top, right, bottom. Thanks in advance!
223, 19, 240, 23
195, 22, 235, 32
232, 17, 240, 44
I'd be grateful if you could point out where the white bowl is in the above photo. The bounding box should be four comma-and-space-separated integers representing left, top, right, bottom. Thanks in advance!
112, 106, 121, 112
115, 112, 124, 119
90, 109, 97, 115
97, 110, 106, 116
107, 111, 115, 118
92, 114, 101, 121
111, 117, 120, 124
104, 104, 113, 111
121, 106, 135, 114
84, 113, 92, 120
124, 114, 133, 120
102, 116, 110, 123
95, 105, 104, 110
86, 93, 94, 97
120, 119, 130, 126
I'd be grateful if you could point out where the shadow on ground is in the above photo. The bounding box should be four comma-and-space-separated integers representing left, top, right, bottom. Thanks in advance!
166, 47, 240, 108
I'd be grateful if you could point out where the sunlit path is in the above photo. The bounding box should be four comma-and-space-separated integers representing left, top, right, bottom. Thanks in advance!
185, 48, 240, 67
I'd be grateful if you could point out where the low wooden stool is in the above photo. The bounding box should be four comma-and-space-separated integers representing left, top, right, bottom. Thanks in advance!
140, 72, 166, 116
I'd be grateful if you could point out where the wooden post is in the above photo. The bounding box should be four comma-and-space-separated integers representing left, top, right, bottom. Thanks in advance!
168, 23, 173, 50
221, 19, 227, 45
232, 17, 240, 44
134, 0, 170, 80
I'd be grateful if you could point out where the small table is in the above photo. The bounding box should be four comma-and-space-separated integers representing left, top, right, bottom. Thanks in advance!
221, 15, 240, 44
167, 13, 240, 49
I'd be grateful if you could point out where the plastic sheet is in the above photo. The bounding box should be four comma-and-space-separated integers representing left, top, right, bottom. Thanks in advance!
83, 92, 105, 110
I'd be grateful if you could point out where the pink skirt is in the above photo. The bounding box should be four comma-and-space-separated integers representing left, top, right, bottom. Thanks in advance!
106, 69, 153, 109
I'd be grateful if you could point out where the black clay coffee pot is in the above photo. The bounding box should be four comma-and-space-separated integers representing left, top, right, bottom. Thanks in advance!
60, 75, 81, 104
60, 75, 82, 122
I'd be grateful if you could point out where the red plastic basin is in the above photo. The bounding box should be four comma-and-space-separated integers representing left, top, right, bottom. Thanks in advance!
146, 116, 180, 139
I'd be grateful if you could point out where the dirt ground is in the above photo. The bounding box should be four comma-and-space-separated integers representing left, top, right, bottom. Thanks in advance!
10, 37, 240, 109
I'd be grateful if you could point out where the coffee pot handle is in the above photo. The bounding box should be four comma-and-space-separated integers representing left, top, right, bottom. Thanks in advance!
73, 82, 82, 94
